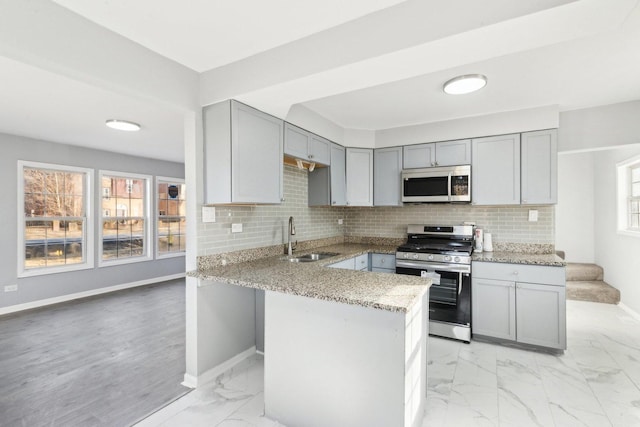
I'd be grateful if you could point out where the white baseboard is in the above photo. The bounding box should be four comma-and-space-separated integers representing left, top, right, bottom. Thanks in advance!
182, 346, 256, 389
0, 273, 185, 316
619, 302, 640, 322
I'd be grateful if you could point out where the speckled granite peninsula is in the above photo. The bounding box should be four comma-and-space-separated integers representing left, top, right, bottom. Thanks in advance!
188, 241, 430, 427
190, 243, 430, 313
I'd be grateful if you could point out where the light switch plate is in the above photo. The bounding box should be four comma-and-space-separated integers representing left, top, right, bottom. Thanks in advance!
202, 206, 216, 223
4, 284, 18, 292
231, 223, 243, 233
528, 209, 538, 222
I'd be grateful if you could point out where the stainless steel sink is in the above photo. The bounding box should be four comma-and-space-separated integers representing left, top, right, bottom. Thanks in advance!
284, 252, 340, 262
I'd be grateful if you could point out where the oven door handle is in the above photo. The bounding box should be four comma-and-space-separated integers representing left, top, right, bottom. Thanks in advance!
458, 271, 463, 295
395, 260, 470, 273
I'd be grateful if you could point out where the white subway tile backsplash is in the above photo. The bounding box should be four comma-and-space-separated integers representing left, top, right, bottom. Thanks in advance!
197, 165, 555, 255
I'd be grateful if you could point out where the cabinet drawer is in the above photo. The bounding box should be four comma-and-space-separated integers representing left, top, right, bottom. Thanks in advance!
371, 253, 395, 269
473, 262, 565, 286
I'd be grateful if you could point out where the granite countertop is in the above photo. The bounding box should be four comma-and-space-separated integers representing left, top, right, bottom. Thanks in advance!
472, 251, 566, 267
189, 244, 429, 313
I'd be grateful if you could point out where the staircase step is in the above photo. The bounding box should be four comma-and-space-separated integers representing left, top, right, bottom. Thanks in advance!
566, 280, 620, 305
566, 263, 604, 281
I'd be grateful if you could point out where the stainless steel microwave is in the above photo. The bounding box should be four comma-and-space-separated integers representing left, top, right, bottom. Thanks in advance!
401, 165, 471, 203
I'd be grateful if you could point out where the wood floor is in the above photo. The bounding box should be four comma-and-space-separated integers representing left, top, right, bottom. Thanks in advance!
0, 278, 188, 427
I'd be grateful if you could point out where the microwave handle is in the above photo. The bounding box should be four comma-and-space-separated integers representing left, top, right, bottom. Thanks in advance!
447, 172, 452, 201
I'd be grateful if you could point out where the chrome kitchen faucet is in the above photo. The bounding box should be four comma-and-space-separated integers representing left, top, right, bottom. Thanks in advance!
285, 216, 297, 256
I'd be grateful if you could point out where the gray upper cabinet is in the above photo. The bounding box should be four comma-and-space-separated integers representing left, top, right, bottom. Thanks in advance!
435, 139, 471, 166
204, 100, 284, 204
402, 139, 471, 169
472, 134, 521, 205
308, 143, 346, 206
330, 144, 347, 206
403, 143, 434, 169
284, 122, 330, 166
346, 148, 373, 206
521, 129, 558, 205
374, 147, 403, 206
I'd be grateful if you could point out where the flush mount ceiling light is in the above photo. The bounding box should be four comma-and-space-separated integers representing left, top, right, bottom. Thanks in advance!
105, 119, 141, 132
443, 74, 487, 95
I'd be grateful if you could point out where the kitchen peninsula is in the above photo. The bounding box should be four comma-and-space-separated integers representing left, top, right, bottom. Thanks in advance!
188, 243, 430, 427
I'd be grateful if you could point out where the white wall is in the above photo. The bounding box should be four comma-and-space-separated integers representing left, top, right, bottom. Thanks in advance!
593, 145, 640, 313
555, 152, 595, 262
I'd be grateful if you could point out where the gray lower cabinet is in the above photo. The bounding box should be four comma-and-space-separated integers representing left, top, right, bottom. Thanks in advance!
371, 253, 396, 273
374, 147, 402, 206
472, 261, 566, 350
472, 134, 521, 205
308, 143, 346, 206
521, 129, 558, 204
355, 253, 369, 271
346, 148, 373, 206
204, 100, 283, 204
328, 257, 356, 270
256, 289, 265, 352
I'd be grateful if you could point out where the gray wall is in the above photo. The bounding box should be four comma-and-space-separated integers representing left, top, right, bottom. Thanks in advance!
0, 133, 185, 309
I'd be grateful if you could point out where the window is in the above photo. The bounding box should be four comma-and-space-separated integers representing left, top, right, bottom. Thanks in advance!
156, 177, 186, 258
99, 171, 152, 264
18, 161, 93, 276
617, 155, 640, 236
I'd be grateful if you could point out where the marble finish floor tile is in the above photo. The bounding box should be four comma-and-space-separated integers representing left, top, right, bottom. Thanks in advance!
138, 300, 640, 426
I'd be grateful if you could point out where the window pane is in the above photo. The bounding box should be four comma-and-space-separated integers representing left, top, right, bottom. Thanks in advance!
24, 193, 45, 217
632, 166, 640, 183
632, 182, 640, 198
24, 169, 44, 194
631, 213, 640, 229
102, 220, 119, 259
25, 221, 48, 268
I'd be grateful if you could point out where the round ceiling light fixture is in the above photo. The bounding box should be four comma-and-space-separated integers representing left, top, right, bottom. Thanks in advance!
443, 74, 488, 95
105, 119, 141, 132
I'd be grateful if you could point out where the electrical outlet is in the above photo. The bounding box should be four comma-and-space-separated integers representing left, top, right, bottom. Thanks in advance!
4, 284, 18, 292
202, 206, 216, 223
528, 209, 539, 222
231, 223, 243, 233
338, 219, 343, 225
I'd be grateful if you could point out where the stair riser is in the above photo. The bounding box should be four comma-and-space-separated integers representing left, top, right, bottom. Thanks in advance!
566, 265, 604, 282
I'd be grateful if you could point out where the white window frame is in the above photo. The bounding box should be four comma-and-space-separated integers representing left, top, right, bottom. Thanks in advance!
616, 154, 640, 237
155, 176, 186, 259
98, 170, 153, 266
17, 161, 94, 277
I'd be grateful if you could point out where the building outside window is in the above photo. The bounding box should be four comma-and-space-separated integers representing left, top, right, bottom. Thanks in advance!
156, 178, 186, 258
18, 161, 93, 276
100, 171, 152, 264
617, 156, 640, 236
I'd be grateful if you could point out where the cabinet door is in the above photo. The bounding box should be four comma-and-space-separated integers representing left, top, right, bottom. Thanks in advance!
284, 123, 310, 160
371, 253, 395, 270
355, 253, 369, 271
435, 139, 471, 166
472, 134, 521, 205
346, 148, 373, 206
330, 144, 347, 206
403, 143, 435, 169
374, 147, 403, 206
309, 134, 331, 166
521, 129, 558, 205
231, 102, 284, 203
516, 282, 566, 349
472, 277, 516, 340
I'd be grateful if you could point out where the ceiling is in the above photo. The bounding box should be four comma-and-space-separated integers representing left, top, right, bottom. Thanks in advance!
1, 0, 640, 162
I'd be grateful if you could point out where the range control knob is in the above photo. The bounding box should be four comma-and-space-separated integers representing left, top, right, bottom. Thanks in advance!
443, 255, 451, 262
412, 254, 419, 260
428, 254, 434, 260
403, 253, 410, 259
454, 256, 460, 263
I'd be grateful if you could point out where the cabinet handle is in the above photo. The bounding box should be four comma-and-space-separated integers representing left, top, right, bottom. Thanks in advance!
332, 201, 336, 205
435, 161, 439, 166
431, 162, 435, 167
513, 271, 519, 276
281, 198, 285, 202
381, 259, 385, 264
309, 154, 314, 159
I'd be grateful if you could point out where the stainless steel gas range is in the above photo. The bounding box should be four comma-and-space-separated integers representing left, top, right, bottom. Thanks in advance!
395, 224, 474, 343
